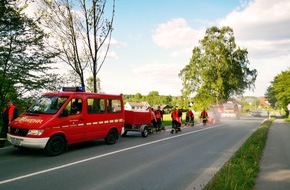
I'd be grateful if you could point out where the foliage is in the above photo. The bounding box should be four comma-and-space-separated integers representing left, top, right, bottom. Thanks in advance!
265, 69, 290, 117
37, 0, 116, 92
204, 119, 271, 190
0, 0, 59, 108
238, 96, 269, 113
179, 26, 257, 106
146, 91, 161, 105
86, 76, 102, 92
123, 92, 177, 108
265, 83, 277, 108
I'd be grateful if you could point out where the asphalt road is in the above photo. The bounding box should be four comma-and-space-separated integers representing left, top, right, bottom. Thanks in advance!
0, 117, 264, 190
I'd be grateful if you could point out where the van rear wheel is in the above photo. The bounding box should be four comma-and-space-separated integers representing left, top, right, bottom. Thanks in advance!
105, 129, 117, 145
45, 136, 67, 156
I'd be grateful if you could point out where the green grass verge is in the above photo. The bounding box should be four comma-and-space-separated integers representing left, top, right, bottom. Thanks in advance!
162, 113, 193, 127
162, 113, 173, 127
204, 119, 272, 190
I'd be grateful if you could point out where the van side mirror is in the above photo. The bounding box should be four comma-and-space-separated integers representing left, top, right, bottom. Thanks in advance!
60, 109, 69, 117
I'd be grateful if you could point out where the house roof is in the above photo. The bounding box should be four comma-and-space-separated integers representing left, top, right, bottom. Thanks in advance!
258, 97, 271, 107
126, 101, 149, 107
152, 104, 172, 110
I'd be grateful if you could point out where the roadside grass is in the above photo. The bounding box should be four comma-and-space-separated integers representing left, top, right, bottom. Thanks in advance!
162, 113, 193, 127
162, 113, 173, 127
204, 119, 272, 190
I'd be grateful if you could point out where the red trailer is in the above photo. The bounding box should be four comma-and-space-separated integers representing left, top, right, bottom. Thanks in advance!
123, 110, 152, 137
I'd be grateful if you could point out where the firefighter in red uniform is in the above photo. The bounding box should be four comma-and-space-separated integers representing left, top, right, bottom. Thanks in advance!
0, 100, 19, 148
149, 107, 157, 133
170, 108, 177, 134
155, 106, 164, 131
186, 109, 194, 126
200, 108, 208, 126
177, 108, 182, 132
171, 107, 182, 134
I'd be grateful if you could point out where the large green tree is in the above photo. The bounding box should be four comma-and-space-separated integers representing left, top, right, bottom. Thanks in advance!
265, 69, 290, 117
0, 0, 58, 107
179, 26, 257, 107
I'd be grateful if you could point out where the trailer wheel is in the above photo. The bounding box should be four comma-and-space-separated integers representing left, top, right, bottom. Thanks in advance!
45, 136, 67, 156
142, 127, 149, 137
105, 129, 117, 145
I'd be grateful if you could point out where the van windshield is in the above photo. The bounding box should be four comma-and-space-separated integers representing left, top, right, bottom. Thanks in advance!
27, 96, 68, 114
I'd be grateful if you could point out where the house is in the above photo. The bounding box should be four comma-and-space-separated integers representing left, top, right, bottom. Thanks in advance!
124, 101, 150, 111
258, 97, 271, 108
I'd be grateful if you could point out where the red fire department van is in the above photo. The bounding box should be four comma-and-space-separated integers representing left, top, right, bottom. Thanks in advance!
7, 87, 125, 156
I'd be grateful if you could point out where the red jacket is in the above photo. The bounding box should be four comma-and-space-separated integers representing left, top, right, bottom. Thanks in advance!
200, 110, 208, 118
155, 110, 162, 119
3, 105, 17, 122
186, 110, 194, 118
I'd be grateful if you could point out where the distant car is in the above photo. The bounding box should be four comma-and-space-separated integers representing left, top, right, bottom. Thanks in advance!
251, 111, 261, 117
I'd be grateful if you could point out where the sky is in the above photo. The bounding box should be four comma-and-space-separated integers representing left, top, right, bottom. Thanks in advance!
28, 0, 290, 97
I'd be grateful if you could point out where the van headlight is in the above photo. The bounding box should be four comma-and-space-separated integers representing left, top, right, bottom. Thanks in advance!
27, 129, 44, 136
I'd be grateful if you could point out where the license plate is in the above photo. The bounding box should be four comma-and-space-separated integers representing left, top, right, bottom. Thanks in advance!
10, 137, 22, 146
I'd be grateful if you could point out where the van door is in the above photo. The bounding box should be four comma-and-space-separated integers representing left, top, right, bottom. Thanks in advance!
85, 97, 124, 140
59, 98, 85, 144
85, 97, 107, 140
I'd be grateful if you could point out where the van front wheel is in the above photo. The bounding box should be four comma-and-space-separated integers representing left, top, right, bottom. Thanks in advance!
105, 129, 117, 145
45, 136, 67, 156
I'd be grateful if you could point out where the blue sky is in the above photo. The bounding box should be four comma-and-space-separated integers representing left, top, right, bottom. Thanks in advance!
97, 0, 290, 97
28, 0, 290, 97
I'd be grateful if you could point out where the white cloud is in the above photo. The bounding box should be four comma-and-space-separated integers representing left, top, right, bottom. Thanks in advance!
23, 0, 290, 98
170, 47, 193, 58
219, 0, 290, 58
218, 0, 290, 96
152, 18, 201, 49
150, 0, 290, 97
101, 61, 183, 96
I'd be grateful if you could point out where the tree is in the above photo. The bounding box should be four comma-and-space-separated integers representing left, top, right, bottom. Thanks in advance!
146, 91, 160, 105
265, 84, 277, 108
38, 0, 115, 92
265, 69, 290, 117
86, 76, 102, 92
179, 26, 257, 106
132, 93, 143, 101
0, 0, 58, 107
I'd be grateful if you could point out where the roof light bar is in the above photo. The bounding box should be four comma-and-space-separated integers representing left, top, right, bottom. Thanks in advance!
62, 86, 85, 92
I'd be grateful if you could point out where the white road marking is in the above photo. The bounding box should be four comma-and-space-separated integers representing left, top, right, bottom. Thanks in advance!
0, 124, 224, 185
